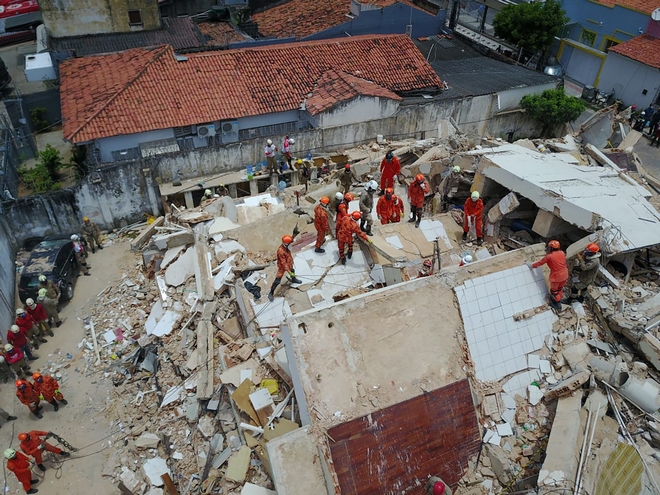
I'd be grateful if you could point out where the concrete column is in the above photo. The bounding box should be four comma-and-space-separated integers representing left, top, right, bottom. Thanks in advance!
143, 171, 162, 217
228, 183, 238, 199
249, 179, 259, 196
291, 170, 299, 186
184, 191, 194, 209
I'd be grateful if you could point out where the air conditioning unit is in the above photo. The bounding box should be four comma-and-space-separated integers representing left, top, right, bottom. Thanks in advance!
197, 124, 216, 138
221, 121, 238, 135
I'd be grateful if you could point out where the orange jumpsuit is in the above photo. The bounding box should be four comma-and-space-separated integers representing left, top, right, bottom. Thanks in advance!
337, 216, 369, 259
380, 157, 400, 191
16, 383, 40, 413
533, 250, 569, 302
7, 451, 33, 492
463, 197, 484, 238
314, 204, 329, 249
336, 203, 348, 235
33, 375, 64, 402
392, 196, 404, 222
408, 179, 430, 223
20, 430, 63, 464
275, 244, 294, 279
376, 196, 396, 224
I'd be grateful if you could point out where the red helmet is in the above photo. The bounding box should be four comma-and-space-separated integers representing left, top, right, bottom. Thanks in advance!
319, 196, 330, 205
548, 240, 560, 250
632, 105, 637, 110
32, 372, 43, 382
15, 380, 27, 390
423, 259, 433, 268
344, 193, 355, 202
586, 243, 600, 253
385, 188, 393, 195
351, 211, 362, 220
344, 164, 350, 170
416, 174, 425, 183
433, 481, 446, 495
17, 433, 29, 442
282, 235, 293, 245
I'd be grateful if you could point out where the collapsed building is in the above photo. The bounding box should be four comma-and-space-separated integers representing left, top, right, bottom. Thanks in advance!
64, 108, 660, 494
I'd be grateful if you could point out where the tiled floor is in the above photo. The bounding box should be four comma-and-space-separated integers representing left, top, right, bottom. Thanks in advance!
293, 240, 340, 284
305, 250, 371, 308
419, 219, 453, 249
455, 265, 558, 382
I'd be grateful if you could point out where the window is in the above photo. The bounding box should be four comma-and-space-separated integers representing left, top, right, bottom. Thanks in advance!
602, 38, 620, 52
579, 29, 597, 47
128, 10, 143, 27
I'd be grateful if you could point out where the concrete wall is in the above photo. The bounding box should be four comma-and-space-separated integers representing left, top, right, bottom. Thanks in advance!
559, 0, 642, 50
238, 110, 299, 130
498, 83, 558, 112
317, 96, 399, 128
0, 160, 161, 249
150, 93, 548, 182
97, 128, 175, 162
39, 0, 161, 38
0, 220, 15, 336
598, 52, 660, 108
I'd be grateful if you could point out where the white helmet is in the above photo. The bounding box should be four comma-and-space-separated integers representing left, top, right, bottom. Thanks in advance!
4, 344, 13, 351
462, 255, 473, 265
288, 138, 295, 145
452, 166, 461, 173
15, 308, 24, 315
335, 192, 344, 201
71, 234, 79, 241
366, 180, 378, 192
0, 356, 5, 364
4, 448, 15, 460
471, 191, 480, 201
38, 275, 46, 283
26, 298, 34, 306
266, 139, 273, 145
10, 325, 19, 333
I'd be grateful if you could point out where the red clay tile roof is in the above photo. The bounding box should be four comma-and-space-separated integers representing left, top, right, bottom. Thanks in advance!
306, 69, 402, 115
197, 21, 249, 46
252, 0, 431, 39
608, 34, 660, 68
60, 34, 443, 143
591, 0, 660, 14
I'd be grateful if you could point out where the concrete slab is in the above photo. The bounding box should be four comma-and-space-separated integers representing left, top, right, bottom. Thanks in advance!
293, 240, 340, 285
252, 298, 292, 330
154, 230, 194, 250
142, 457, 170, 487
213, 254, 236, 291
308, 250, 371, 308
241, 483, 276, 495
237, 202, 286, 224
164, 246, 196, 287
209, 217, 241, 234
152, 310, 182, 337
225, 445, 251, 483
161, 245, 186, 269
145, 300, 165, 335
213, 240, 246, 257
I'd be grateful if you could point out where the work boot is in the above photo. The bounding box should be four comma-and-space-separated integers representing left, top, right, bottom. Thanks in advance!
39, 338, 48, 344
37, 464, 46, 472
347, 251, 352, 259
84, 272, 91, 276
7, 415, 16, 421
366, 230, 373, 236
59, 399, 68, 405
98, 245, 103, 250
56, 321, 61, 327
462, 232, 467, 241
28, 356, 37, 361
33, 343, 39, 350
50, 400, 59, 412
379, 190, 384, 196
291, 277, 303, 284
407, 217, 415, 223
477, 237, 483, 246
549, 299, 562, 312
341, 257, 346, 265
415, 220, 420, 228
268, 292, 274, 302
314, 248, 325, 253
27, 489, 38, 494
47, 330, 54, 337
91, 249, 96, 254
60, 451, 70, 457
33, 411, 43, 419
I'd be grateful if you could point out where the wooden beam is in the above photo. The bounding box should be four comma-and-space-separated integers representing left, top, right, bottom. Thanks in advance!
194, 236, 215, 301
161, 473, 180, 495
130, 216, 164, 252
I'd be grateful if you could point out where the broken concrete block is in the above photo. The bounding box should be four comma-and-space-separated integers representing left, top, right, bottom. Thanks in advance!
212, 446, 232, 469
543, 371, 590, 401
120, 467, 141, 492
532, 209, 573, 237
135, 432, 161, 449
154, 230, 194, 250
241, 483, 276, 495
639, 334, 660, 373
225, 445, 251, 483
198, 415, 216, 438
487, 192, 520, 223
161, 385, 184, 407
164, 247, 196, 287
142, 458, 170, 487
562, 342, 591, 372
486, 445, 516, 485
151, 310, 182, 338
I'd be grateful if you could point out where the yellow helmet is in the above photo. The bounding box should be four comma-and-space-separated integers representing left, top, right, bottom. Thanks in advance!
83, 216, 89, 221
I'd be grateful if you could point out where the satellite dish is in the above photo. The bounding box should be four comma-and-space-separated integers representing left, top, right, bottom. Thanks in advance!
652, 7, 660, 21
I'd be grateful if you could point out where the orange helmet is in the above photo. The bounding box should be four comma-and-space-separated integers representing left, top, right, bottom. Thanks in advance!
351, 211, 362, 220
586, 243, 600, 253
319, 196, 330, 205
344, 193, 354, 202
15, 380, 27, 390
17, 433, 28, 441
385, 188, 393, 195
416, 174, 425, 182
32, 372, 43, 382
282, 235, 293, 245
548, 240, 561, 250
344, 164, 350, 170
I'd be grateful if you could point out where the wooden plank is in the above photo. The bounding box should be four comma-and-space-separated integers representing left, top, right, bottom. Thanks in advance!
161, 473, 180, 495
118, 482, 135, 495
196, 319, 214, 400
194, 237, 214, 301
130, 216, 164, 252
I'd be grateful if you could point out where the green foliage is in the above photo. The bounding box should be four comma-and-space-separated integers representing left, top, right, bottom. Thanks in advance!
493, 0, 569, 53
29, 107, 50, 132
18, 164, 61, 193
65, 145, 89, 179
38, 144, 64, 181
521, 88, 586, 135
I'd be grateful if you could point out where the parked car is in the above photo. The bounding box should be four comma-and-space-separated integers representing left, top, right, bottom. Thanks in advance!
18, 235, 81, 304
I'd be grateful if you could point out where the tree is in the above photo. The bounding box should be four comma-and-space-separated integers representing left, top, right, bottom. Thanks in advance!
493, 0, 569, 54
38, 143, 64, 181
521, 88, 585, 136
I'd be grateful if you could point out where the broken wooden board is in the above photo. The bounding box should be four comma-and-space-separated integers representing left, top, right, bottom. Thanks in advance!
225, 445, 252, 483
231, 379, 260, 424
249, 388, 275, 427
131, 217, 164, 252
263, 418, 300, 442
219, 357, 262, 387
196, 319, 214, 400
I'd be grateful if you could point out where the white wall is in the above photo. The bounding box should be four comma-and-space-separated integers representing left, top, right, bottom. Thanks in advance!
497, 83, 558, 112
97, 128, 175, 162
237, 110, 300, 131
317, 96, 399, 128
598, 52, 660, 108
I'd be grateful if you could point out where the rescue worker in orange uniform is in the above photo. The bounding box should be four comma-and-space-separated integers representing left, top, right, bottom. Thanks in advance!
5, 448, 39, 494
379, 151, 401, 195
377, 188, 403, 224
528, 239, 569, 311
314, 196, 331, 254
32, 373, 67, 411
15, 380, 42, 419
335, 192, 353, 236
418, 259, 433, 278
407, 174, 430, 228
462, 191, 484, 246
18, 431, 70, 471
337, 212, 372, 264
268, 236, 302, 302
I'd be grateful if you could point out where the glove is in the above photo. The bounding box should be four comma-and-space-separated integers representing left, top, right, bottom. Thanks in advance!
368, 240, 374, 245
525, 261, 533, 269
401, 212, 405, 218
289, 271, 296, 278
54, 390, 60, 395
38, 445, 44, 450
39, 394, 44, 400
